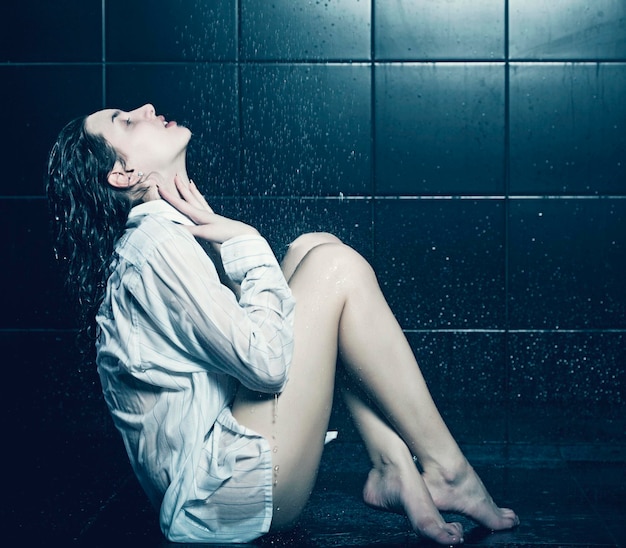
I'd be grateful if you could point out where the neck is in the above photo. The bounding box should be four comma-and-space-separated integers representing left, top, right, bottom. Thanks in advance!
140, 160, 190, 203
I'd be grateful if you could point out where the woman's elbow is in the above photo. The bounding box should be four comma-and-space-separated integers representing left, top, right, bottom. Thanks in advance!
240, 350, 291, 393
256, 357, 290, 393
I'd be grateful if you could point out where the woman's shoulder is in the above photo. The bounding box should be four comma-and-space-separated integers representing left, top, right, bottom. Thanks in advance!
116, 213, 196, 267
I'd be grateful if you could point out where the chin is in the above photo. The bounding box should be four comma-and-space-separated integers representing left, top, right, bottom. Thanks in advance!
181, 126, 193, 143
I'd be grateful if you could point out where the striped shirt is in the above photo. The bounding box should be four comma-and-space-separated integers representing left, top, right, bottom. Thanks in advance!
95, 200, 295, 543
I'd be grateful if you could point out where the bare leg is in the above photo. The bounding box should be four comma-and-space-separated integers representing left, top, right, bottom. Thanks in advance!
232, 234, 518, 544
334, 253, 519, 534
342, 383, 464, 544
342, 383, 518, 540
232, 234, 343, 528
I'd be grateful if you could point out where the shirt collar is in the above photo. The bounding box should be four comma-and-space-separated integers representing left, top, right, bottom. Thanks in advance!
127, 199, 194, 227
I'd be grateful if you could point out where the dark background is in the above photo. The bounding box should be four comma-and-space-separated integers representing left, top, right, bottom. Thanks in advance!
1, 0, 624, 543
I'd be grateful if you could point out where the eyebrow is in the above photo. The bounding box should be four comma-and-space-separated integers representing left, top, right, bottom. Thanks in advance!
111, 110, 121, 123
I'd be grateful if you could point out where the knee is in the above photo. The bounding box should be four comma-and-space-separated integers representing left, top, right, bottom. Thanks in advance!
288, 232, 343, 255
282, 232, 375, 287
305, 239, 376, 287
281, 232, 344, 281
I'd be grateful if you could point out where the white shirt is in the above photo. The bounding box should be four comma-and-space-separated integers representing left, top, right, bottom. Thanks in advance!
95, 200, 295, 543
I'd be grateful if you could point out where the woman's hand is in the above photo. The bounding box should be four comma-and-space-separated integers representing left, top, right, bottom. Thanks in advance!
158, 175, 259, 244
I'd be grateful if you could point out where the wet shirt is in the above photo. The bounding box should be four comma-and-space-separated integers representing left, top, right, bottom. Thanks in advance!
95, 200, 295, 543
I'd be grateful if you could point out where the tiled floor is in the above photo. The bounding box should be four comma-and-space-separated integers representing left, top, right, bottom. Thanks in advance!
5, 333, 624, 546
10, 432, 623, 547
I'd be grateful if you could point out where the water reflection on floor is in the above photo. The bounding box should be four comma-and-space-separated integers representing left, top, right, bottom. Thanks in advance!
66, 441, 624, 547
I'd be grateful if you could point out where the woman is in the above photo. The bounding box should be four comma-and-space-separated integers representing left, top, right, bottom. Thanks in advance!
47, 103, 519, 545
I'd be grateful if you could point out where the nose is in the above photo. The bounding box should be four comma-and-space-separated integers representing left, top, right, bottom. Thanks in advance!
132, 103, 156, 119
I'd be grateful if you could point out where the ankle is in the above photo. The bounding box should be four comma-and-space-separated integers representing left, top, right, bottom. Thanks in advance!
370, 442, 415, 474
421, 455, 471, 485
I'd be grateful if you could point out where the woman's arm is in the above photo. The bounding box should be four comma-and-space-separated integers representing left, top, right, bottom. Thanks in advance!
119, 177, 295, 392
127, 219, 295, 393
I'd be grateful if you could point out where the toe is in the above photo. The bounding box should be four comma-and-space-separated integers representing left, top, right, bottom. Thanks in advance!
444, 522, 464, 545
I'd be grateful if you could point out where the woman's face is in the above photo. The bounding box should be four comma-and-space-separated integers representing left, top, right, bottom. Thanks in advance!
85, 103, 191, 174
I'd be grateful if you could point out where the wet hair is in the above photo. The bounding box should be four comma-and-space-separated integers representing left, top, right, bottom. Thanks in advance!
46, 116, 132, 357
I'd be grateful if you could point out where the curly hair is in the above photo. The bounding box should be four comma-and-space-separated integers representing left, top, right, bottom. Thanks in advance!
46, 116, 133, 357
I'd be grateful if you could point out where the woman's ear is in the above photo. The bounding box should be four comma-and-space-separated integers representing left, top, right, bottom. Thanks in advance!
107, 161, 133, 189
108, 161, 146, 189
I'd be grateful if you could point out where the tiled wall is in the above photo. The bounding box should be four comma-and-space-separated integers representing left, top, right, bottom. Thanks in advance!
2, 0, 625, 448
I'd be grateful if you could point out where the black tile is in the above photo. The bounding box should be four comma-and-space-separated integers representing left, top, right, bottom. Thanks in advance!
560, 444, 626, 463
3, 331, 127, 544
509, 63, 626, 195
407, 332, 508, 444
502, 464, 615, 545
241, 64, 372, 197
5, 433, 134, 544
567, 462, 626, 518
507, 444, 564, 464
0, 65, 102, 197
375, 63, 505, 195
375, 0, 504, 60
508, 332, 626, 445
235, 197, 373, 263
0, 199, 77, 329
605, 518, 626, 548
373, 199, 506, 329
2, 330, 112, 439
509, 0, 626, 60
508, 199, 626, 329
106, 0, 236, 61
509, 403, 626, 448
0, 0, 101, 62
241, 0, 371, 61
508, 509, 618, 546
107, 64, 240, 196
76, 476, 160, 546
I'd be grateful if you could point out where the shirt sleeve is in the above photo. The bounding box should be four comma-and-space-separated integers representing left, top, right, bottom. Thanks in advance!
126, 225, 295, 393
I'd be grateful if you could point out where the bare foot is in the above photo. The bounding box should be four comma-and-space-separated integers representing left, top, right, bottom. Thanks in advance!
363, 458, 464, 545
422, 460, 519, 532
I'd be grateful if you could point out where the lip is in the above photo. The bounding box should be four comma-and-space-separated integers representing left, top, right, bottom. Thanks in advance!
157, 114, 172, 127
157, 113, 180, 129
